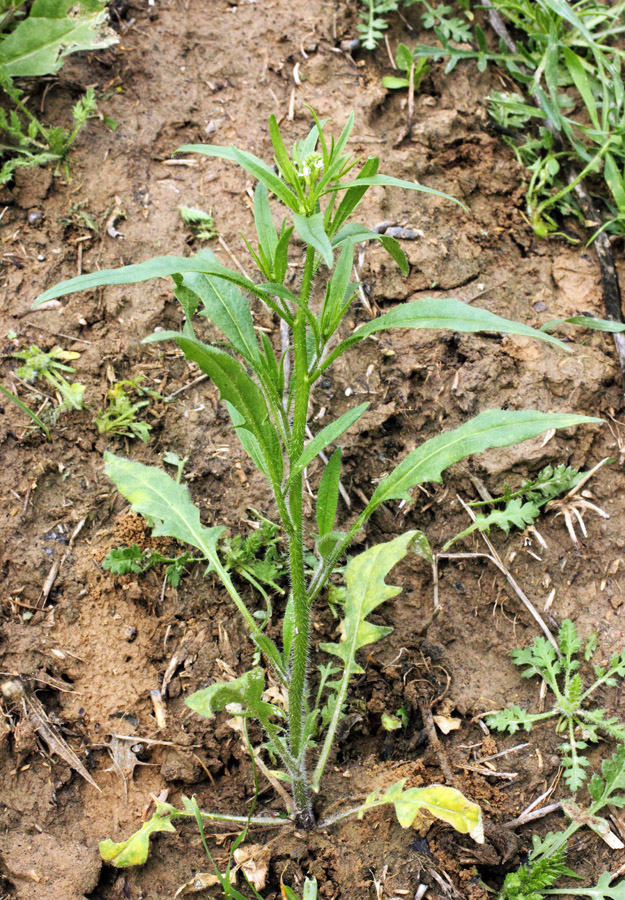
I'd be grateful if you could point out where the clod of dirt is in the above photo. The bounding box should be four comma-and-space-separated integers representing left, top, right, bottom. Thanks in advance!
0, 831, 101, 900
160, 749, 204, 783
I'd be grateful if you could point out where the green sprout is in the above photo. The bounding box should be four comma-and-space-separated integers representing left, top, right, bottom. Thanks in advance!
13, 344, 85, 413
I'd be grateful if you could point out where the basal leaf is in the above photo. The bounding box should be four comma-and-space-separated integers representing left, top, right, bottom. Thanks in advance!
99, 811, 176, 868
186, 668, 275, 720
394, 784, 484, 843
0, 0, 117, 76
103, 453, 225, 558
367, 410, 600, 510
320, 531, 417, 673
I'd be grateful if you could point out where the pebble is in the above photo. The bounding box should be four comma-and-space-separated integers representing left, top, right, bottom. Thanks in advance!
28, 210, 43, 226
125, 625, 138, 642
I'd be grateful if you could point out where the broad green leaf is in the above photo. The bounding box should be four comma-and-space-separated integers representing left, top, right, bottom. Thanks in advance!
316, 448, 342, 537
325, 174, 467, 212
0, 0, 117, 76
175, 250, 260, 362
320, 531, 417, 673
368, 410, 601, 510
143, 334, 283, 487
394, 785, 483, 842
99, 812, 176, 867
186, 668, 275, 720
290, 402, 369, 479
293, 212, 333, 267
396, 42, 413, 71
104, 453, 225, 557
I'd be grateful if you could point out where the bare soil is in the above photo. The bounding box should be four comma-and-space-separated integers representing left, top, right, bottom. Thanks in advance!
1, 2, 625, 898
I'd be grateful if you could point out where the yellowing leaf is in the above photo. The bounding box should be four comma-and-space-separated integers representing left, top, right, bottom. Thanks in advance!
99, 812, 176, 867
393, 785, 483, 843
432, 714, 462, 734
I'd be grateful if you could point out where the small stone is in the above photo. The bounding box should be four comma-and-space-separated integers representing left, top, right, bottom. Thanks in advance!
37, 254, 46, 261
533, 301, 547, 312
125, 625, 138, 642
28, 210, 43, 226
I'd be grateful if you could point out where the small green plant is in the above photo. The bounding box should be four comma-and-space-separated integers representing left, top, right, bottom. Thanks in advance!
179, 206, 217, 241
35, 110, 598, 858
0, 0, 117, 183
496, 744, 625, 899
13, 344, 85, 414
488, 620, 625, 792
442, 462, 583, 550
95, 378, 153, 442
281, 877, 318, 900
382, 42, 431, 92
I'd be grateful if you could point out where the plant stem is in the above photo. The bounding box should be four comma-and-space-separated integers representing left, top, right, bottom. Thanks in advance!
285, 244, 316, 827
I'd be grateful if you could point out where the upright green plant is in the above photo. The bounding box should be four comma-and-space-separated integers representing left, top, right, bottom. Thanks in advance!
35, 111, 598, 851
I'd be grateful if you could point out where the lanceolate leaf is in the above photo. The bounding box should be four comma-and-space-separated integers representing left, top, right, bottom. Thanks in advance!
293, 212, 334, 267
320, 531, 417, 673
175, 251, 260, 362
33, 254, 298, 308
324, 174, 467, 211
367, 410, 601, 510
290, 402, 369, 480
341, 298, 569, 352
394, 785, 483, 842
99, 812, 176, 868
103, 453, 225, 558
143, 333, 283, 487
316, 448, 342, 537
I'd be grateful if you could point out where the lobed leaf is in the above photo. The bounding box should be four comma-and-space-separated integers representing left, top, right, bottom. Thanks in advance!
186, 668, 276, 721
99, 811, 176, 867
103, 453, 225, 558
367, 409, 600, 511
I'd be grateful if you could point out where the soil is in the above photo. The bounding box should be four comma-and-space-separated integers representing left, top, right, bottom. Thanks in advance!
1, 2, 625, 899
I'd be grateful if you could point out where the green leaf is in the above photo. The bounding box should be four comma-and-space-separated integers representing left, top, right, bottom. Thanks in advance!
176, 250, 261, 362
321, 531, 417, 673
330, 157, 379, 236
175, 143, 300, 211
562, 47, 599, 130
103, 453, 225, 558
394, 785, 483, 842
321, 241, 355, 336
382, 76, 410, 89
367, 410, 600, 510
325, 173, 467, 212
0, 0, 117, 76
316, 448, 342, 537
290, 402, 369, 480
345, 298, 569, 351
0, 383, 50, 437
186, 668, 275, 720
144, 334, 283, 488
396, 42, 413, 71
293, 212, 333, 267
253, 183, 278, 263
99, 811, 176, 868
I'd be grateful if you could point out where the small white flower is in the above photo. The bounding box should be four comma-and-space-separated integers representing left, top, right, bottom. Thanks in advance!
302, 165, 311, 176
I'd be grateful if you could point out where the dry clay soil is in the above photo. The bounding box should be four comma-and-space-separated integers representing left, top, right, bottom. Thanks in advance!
1, 1, 625, 898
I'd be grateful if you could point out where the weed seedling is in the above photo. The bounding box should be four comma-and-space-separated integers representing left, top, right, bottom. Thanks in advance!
95, 377, 153, 442
35, 110, 598, 863
13, 344, 85, 413
179, 205, 217, 241
488, 620, 625, 792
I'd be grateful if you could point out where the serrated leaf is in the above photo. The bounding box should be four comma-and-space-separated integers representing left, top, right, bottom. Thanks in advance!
367, 410, 600, 510
99, 811, 176, 868
104, 453, 225, 558
101, 544, 145, 575
320, 531, 417, 674
393, 784, 483, 842
186, 668, 275, 720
